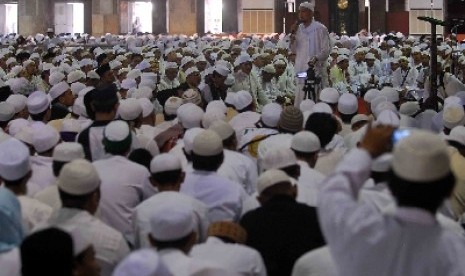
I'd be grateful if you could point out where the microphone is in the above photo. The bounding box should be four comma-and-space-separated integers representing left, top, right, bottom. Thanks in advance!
291, 20, 302, 35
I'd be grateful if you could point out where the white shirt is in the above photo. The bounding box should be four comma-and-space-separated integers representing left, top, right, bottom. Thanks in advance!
229, 111, 261, 141
158, 248, 224, 276
392, 66, 418, 89
94, 155, 156, 245
220, 149, 258, 195
291, 246, 338, 276
318, 148, 465, 276
33, 185, 62, 212
133, 191, 210, 249
296, 161, 326, 207
18, 195, 52, 234
44, 208, 130, 276
0, 248, 20, 276
180, 170, 248, 222
27, 155, 56, 196
190, 236, 267, 276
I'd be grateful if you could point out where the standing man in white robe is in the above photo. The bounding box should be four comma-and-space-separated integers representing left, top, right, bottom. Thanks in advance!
290, 1, 331, 107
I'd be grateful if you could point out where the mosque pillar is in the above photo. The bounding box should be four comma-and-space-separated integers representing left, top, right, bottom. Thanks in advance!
83, 0, 93, 35
153, 0, 167, 34
369, 0, 387, 33
18, 0, 54, 36
196, 0, 205, 34
92, 0, 120, 36
222, 0, 238, 33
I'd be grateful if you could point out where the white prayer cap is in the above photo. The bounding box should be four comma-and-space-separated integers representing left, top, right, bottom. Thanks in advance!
299, 1, 315, 11
27, 91, 50, 114
225, 92, 236, 106
0, 102, 15, 122
399, 101, 420, 116
182, 89, 202, 106
138, 98, 154, 118
8, 77, 29, 95
444, 96, 462, 107
109, 60, 122, 70
448, 126, 465, 146
234, 53, 252, 67
213, 65, 230, 77
291, 131, 321, 153
374, 101, 397, 119
49, 71, 66, 86
235, 90, 253, 110
32, 124, 60, 153
150, 200, 194, 241
376, 109, 400, 127
78, 58, 93, 68
299, 99, 315, 112
113, 249, 172, 276
104, 120, 130, 142
52, 142, 85, 162
150, 153, 182, 174
261, 103, 283, 128
177, 103, 204, 129
7, 118, 29, 136
371, 153, 393, 173
5, 57, 17, 66
336, 55, 348, 63
164, 62, 178, 70
392, 130, 450, 182
164, 97, 184, 116
262, 147, 298, 170
67, 70, 86, 84
320, 88, 340, 104
0, 138, 30, 181
206, 100, 227, 114
337, 93, 358, 115
311, 102, 332, 114
14, 126, 34, 145
202, 108, 226, 129
370, 95, 388, 113
61, 119, 81, 133
365, 53, 375, 60
443, 104, 465, 130
380, 87, 400, 103
351, 114, 369, 126
49, 81, 70, 100
57, 159, 100, 195
136, 134, 160, 157
262, 64, 276, 74
185, 67, 199, 77
87, 70, 100, 80
225, 74, 235, 86
118, 98, 142, 121
135, 60, 150, 71
183, 128, 204, 154
209, 120, 234, 140
257, 169, 291, 194
121, 78, 137, 90
180, 56, 194, 68
193, 129, 223, 156
70, 82, 86, 97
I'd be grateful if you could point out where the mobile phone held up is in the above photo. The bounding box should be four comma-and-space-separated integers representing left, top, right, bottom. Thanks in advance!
392, 129, 411, 145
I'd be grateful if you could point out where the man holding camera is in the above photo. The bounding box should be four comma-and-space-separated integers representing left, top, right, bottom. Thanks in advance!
290, 1, 331, 106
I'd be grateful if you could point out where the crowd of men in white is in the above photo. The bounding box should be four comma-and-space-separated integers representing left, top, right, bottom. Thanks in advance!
1, 5, 465, 275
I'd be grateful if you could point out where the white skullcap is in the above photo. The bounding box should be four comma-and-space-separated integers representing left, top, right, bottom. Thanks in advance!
392, 130, 450, 182
183, 128, 204, 154
371, 153, 393, 173
261, 103, 283, 128
6, 94, 27, 113
0, 138, 30, 181
164, 97, 184, 116
119, 98, 143, 121
136, 134, 160, 157
193, 129, 223, 156
399, 101, 420, 116
61, 119, 81, 133
109, 60, 122, 70
138, 98, 154, 118
7, 119, 29, 136
121, 78, 137, 90
185, 67, 199, 77
365, 53, 375, 60
262, 64, 276, 74
150, 153, 182, 174
78, 58, 93, 68
209, 120, 234, 140
235, 90, 253, 110
444, 96, 462, 107
443, 104, 465, 130
164, 62, 178, 70
311, 102, 332, 114
32, 124, 60, 153
180, 56, 194, 68
320, 88, 340, 104
177, 103, 204, 129
234, 54, 252, 67
299, 99, 315, 112
49, 71, 66, 86
5, 57, 17, 66
67, 70, 86, 84
374, 101, 397, 119
104, 120, 130, 142
57, 159, 100, 195
135, 60, 151, 71
206, 100, 227, 114
182, 89, 202, 106
257, 169, 291, 194
149, 200, 194, 241
14, 126, 34, 145
70, 82, 87, 97
87, 70, 100, 80
376, 109, 400, 127
202, 108, 226, 129
0, 102, 15, 122
351, 114, 369, 126
336, 55, 348, 63
448, 126, 465, 146
225, 74, 235, 86
225, 92, 236, 106
380, 87, 400, 103
49, 81, 70, 100
27, 91, 50, 114
291, 131, 321, 153
113, 249, 172, 276
214, 65, 230, 77
370, 95, 388, 113
133, 86, 153, 100
337, 93, 358, 115
262, 147, 298, 170
52, 142, 85, 162
299, 1, 315, 11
